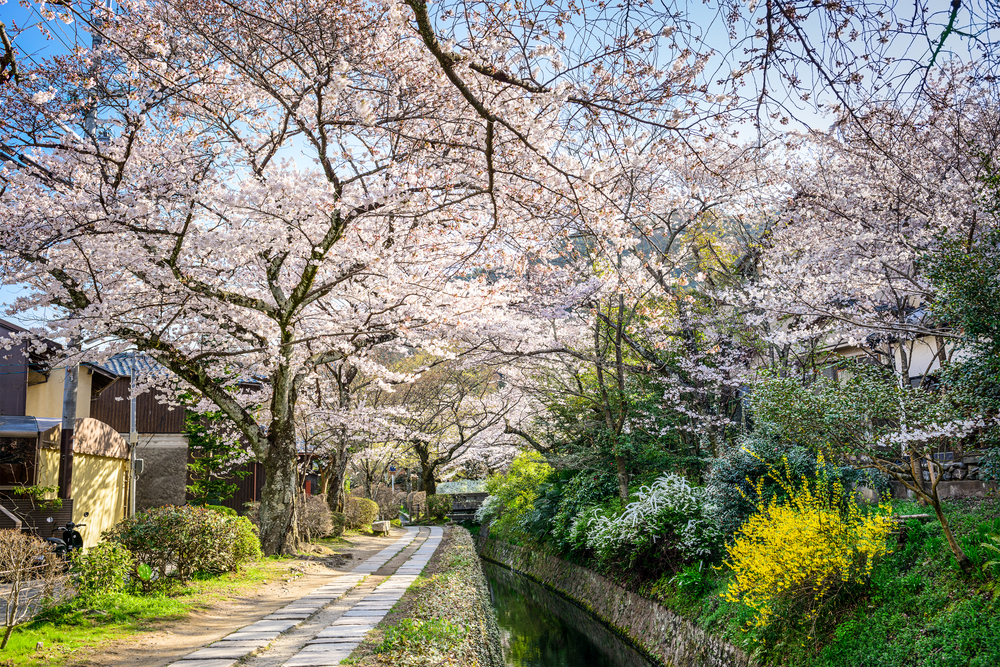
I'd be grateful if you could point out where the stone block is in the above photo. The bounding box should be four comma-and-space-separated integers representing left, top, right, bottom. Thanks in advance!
184, 646, 253, 660
372, 520, 391, 534
169, 660, 237, 667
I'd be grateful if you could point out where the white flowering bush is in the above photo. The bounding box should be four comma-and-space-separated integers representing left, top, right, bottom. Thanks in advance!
474, 495, 501, 525
583, 474, 722, 568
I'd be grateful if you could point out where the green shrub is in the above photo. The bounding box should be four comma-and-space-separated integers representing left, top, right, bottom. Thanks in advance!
203, 504, 237, 516
708, 431, 886, 536
344, 496, 379, 530
73, 541, 133, 599
104, 505, 261, 588
483, 451, 552, 539
549, 470, 618, 551
427, 494, 453, 519
330, 511, 346, 537
228, 516, 263, 570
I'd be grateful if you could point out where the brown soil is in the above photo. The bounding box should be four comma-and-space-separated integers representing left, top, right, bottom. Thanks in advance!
65, 529, 409, 667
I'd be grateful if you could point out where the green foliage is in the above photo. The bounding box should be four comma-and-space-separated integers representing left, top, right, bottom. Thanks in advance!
230, 516, 263, 569
184, 407, 251, 504
345, 496, 379, 530
671, 562, 712, 598
104, 505, 261, 589
203, 504, 237, 516
9, 485, 61, 510
709, 430, 887, 536
926, 224, 1000, 478
136, 563, 153, 584
483, 451, 552, 539
73, 542, 133, 600
745, 364, 942, 454
426, 494, 452, 519
547, 469, 619, 551
373, 616, 466, 655
982, 533, 1000, 578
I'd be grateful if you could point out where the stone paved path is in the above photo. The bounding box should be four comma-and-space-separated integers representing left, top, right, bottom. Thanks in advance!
165, 526, 444, 667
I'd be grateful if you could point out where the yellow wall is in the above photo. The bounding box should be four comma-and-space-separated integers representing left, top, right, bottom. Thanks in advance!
26, 367, 92, 420
36, 448, 126, 548
71, 453, 128, 548
38, 447, 59, 494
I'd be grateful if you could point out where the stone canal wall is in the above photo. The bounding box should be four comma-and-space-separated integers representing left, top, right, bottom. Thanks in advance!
478, 537, 755, 667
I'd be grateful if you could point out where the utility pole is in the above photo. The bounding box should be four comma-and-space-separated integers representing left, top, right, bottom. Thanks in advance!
128, 354, 138, 517
58, 1, 105, 504
56, 350, 78, 500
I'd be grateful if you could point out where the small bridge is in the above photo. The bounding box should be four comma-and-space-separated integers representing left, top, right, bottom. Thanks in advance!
435, 480, 487, 522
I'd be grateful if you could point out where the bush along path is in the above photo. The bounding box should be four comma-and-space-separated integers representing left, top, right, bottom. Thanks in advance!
164, 527, 433, 667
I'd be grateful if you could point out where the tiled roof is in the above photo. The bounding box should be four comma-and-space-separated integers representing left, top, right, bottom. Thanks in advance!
101, 352, 168, 377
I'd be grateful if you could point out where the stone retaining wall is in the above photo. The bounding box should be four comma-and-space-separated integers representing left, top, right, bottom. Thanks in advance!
478, 537, 754, 667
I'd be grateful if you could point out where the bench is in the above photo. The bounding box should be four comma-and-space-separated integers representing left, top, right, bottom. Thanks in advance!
372, 520, 391, 535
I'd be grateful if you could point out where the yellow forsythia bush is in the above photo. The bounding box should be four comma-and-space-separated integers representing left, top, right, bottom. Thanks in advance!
724, 455, 893, 631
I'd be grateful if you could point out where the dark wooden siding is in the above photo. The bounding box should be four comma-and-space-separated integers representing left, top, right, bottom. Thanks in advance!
185, 451, 264, 515
0, 324, 27, 417
0, 498, 74, 534
90, 377, 185, 433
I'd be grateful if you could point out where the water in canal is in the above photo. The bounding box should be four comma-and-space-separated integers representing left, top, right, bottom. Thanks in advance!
482, 560, 658, 667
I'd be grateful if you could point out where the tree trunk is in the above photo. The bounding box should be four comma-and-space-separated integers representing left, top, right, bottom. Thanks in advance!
324, 441, 350, 513
258, 428, 299, 556
421, 467, 437, 496
615, 455, 629, 503
326, 463, 347, 513
931, 491, 974, 574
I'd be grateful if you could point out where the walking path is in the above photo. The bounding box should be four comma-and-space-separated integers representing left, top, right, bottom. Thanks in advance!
166, 526, 444, 667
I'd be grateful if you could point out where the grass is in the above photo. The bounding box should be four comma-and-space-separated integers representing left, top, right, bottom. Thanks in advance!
407, 517, 450, 526
0, 558, 287, 667
372, 617, 466, 655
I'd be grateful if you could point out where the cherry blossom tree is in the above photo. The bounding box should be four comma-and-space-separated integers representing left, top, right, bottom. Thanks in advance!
738, 70, 1000, 367
369, 360, 523, 494
296, 358, 414, 513
0, 0, 693, 553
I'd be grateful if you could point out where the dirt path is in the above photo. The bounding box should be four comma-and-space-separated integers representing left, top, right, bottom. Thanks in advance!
67, 529, 410, 667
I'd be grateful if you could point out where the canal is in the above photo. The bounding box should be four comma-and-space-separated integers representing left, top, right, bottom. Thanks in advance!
482, 560, 658, 667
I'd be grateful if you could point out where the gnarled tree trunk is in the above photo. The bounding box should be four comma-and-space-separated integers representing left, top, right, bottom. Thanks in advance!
258, 430, 299, 555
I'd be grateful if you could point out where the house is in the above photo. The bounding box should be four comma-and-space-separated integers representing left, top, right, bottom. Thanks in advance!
92, 352, 265, 514
90, 353, 190, 511
0, 318, 130, 547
